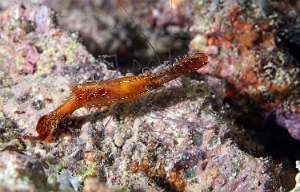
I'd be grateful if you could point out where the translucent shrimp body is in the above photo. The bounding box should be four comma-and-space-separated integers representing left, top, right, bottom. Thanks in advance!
36, 52, 209, 142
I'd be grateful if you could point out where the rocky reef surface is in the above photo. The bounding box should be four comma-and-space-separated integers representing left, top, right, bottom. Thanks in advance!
0, 0, 299, 191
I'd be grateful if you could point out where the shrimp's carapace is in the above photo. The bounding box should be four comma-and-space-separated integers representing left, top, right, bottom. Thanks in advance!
36, 52, 209, 142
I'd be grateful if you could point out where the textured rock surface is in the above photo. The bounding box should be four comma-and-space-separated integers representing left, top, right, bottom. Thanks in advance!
189, 0, 300, 140
0, 0, 192, 73
0, 3, 94, 80
0, 1, 296, 191
291, 161, 300, 192
0, 150, 47, 191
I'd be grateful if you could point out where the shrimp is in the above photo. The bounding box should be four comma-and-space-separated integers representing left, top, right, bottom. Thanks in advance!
36, 52, 209, 142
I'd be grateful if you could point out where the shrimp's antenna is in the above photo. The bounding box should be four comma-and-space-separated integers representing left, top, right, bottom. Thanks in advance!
169, 0, 174, 66
118, 1, 162, 65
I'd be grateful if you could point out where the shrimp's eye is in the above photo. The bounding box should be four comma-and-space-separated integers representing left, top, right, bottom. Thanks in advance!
146, 84, 154, 91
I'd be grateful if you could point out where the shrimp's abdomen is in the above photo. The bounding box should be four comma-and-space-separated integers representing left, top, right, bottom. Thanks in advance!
36, 75, 152, 141
71, 75, 151, 108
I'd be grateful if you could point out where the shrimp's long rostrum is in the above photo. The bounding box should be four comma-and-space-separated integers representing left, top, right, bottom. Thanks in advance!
36, 52, 209, 142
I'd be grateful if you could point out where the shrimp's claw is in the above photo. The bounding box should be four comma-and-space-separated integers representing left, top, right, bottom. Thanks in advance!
36, 114, 54, 142
36, 113, 63, 142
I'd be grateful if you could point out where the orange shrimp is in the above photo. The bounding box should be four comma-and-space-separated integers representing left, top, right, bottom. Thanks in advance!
36, 52, 209, 142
